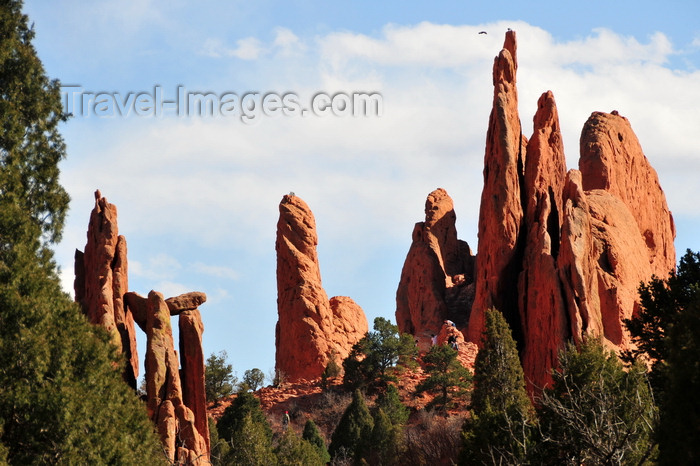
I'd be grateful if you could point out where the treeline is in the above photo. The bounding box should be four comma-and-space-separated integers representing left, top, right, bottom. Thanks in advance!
209, 250, 699, 465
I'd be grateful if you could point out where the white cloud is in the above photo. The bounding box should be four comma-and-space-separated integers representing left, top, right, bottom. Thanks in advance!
191, 262, 239, 280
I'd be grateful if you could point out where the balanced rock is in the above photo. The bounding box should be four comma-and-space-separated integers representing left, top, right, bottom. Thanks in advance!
396, 188, 474, 345
275, 194, 368, 382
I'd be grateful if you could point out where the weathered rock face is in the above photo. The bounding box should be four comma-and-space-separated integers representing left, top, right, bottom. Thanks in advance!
468, 30, 526, 345
398, 32, 676, 395
179, 308, 209, 455
145, 290, 208, 464
518, 91, 569, 391
77, 192, 210, 463
275, 194, 368, 382
74, 190, 138, 388
580, 111, 676, 278
396, 188, 475, 343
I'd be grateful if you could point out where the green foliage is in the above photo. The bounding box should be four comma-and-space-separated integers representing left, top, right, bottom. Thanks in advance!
242, 367, 265, 392
329, 389, 374, 463
321, 354, 342, 390
460, 308, 536, 465
209, 416, 230, 466
302, 419, 330, 464
376, 383, 409, 427
206, 350, 237, 404
625, 249, 700, 464
536, 339, 657, 465
0, 0, 70, 246
223, 413, 277, 466
343, 317, 417, 391
0, 2, 162, 462
217, 390, 272, 444
416, 343, 471, 411
275, 427, 326, 466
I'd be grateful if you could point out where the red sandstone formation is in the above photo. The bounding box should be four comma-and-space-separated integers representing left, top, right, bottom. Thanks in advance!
179, 309, 209, 455
580, 111, 676, 278
74, 190, 138, 387
145, 290, 208, 464
468, 30, 526, 345
399, 32, 675, 395
396, 188, 475, 344
77, 192, 210, 462
275, 194, 368, 382
518, 91, 569, 391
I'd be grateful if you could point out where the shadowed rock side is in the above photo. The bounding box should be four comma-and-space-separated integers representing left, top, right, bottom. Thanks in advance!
275, 194, 368, 382
468, 29, 526, 345
518, 91, 569, 391
145, 291, 208, 464
396, 188, 475, 347
74, 190, 138, 388
398, 32, 676, 396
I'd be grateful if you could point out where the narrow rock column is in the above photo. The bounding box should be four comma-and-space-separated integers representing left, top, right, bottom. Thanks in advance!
179, 308, 209, 455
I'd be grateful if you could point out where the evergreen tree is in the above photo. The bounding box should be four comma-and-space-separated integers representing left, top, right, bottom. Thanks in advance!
376, 383, 409, 427
217, 390, 272, 444
367, 384, 409, 464
208, 416, 230, 466
625, 250, 700, 464
460, 308, 536, 465
416, 343, 471, 411
241, 367, 265, 392
343, 317, 417, 390
275, 427, 325, 466
205, 350, 237, 404
536, 339, 657, 465
329, 389, 374, 463
223, 413, 277, 466
0, 1, 162, 462
302, 419, 330, 464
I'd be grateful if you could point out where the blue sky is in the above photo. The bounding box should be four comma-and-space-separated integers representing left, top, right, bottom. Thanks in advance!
24, 1, 700, 381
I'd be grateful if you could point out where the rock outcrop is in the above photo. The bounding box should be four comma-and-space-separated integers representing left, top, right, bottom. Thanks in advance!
144, 291, 208, 464
468, 30, 526, 346
275, 194, 368, 382
400, 32, 675, 395
74, 190, 138, 388
468, 33, 675, 393
77, 192, 210, 463
396, 188, 475, 345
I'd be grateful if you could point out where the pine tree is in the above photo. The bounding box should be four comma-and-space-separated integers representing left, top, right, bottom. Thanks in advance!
625, 250, 700, 464
366, 384, 409, 464
224, 413, 277, 465
302, 419, 330, 464
329, 389, 374, 463
205, 350, 237, 404
416, 343, 471, 410
536, 339, 657, 465
343, 317, 417, 391
460, 308, 536, 465
0, 1, 162, 462
275, 427, 325, 466
217, 390, 272, 444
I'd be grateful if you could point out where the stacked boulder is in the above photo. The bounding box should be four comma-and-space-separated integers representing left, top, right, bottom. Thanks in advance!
75, 192, 210, 464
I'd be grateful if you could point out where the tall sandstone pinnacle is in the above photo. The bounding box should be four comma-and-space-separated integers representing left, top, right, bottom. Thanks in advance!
468, 29, 526, 345
396, 188, 475, 346
399, 32, 675, 395
275, 194, 368, 382
467, 33, 676, 393
74, 190, 138, 388
76, 191, 210, 463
